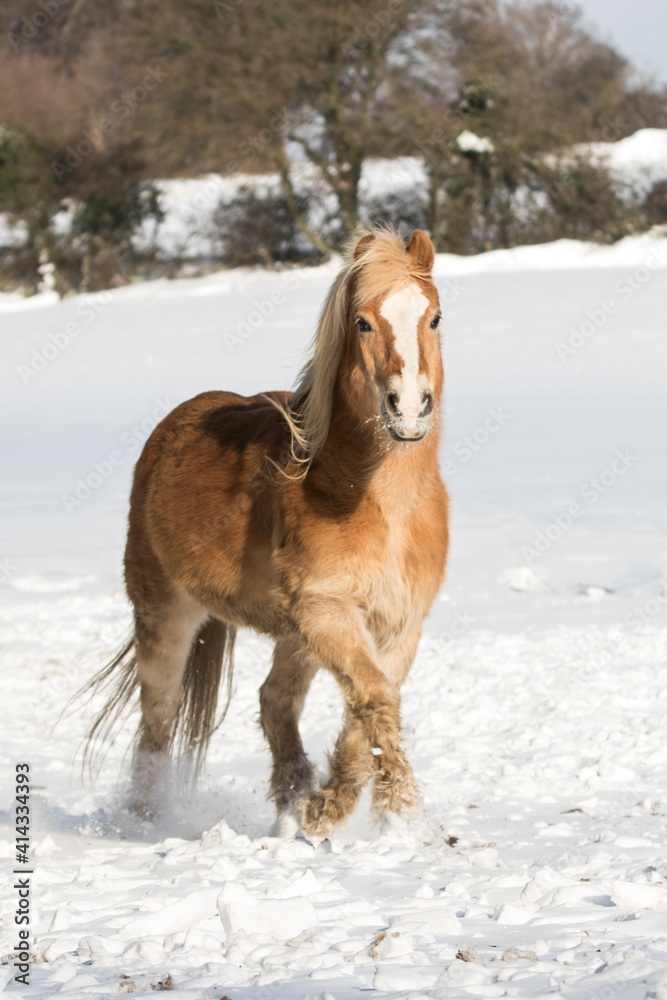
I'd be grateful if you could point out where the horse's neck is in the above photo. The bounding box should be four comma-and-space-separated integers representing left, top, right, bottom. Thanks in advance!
314, 387, 441, 514
369, 440, 441, 513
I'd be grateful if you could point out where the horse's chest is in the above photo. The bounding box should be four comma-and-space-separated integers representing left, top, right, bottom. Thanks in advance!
287, 492, 445, 648
355, 522, 425, 645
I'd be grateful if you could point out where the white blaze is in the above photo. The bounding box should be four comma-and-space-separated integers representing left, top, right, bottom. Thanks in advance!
379, 283, 429, 424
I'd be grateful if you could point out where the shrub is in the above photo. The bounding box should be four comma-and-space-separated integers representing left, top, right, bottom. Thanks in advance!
211, 186, 320, 267
532, 155, 634, 243
642, 180, 667, 227
0, 123, 62, 290
363, 188, 427, 236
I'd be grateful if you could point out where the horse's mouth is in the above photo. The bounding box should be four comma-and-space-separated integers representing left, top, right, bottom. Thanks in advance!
381, 398, 431, 444
386, 424, 428, 443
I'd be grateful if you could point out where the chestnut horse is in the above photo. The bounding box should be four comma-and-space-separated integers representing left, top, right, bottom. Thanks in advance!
85, 227, 449, 837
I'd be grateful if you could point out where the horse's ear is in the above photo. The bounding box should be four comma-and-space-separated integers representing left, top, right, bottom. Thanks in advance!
353, 233, 375, 260
407, 230, 435, 273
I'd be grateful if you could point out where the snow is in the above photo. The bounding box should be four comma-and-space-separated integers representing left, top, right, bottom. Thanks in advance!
3, 128, 667, 262
456, 130, 495, 155
432, 225, 667, 274
1, 229, 667, 998
0, 217, 27, 250
581, 127, 667, 192
146, 158, 429, 259
139, 129, 667, 257
141, 172, 283, 260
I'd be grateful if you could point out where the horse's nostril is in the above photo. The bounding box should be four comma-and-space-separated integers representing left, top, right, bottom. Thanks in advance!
386, 392, 400, 416
420, 392, 434, 417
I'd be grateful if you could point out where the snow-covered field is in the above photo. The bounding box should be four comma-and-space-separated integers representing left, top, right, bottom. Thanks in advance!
1, 230, 667, 999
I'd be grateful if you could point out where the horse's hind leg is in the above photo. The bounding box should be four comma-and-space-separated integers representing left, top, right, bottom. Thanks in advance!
131, 589, 207, 817
259, 635, 318, 835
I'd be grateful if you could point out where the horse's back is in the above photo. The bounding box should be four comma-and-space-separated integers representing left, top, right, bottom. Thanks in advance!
132, 388, 291, 490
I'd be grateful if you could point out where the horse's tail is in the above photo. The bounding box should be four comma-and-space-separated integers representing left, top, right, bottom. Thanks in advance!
75, 635, 139, 779
76, 618, 236, 779
169, 617, 237, 771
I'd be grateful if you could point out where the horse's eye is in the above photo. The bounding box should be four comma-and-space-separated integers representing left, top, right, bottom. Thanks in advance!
430, 315, 441, 329
356, 318, 372, 333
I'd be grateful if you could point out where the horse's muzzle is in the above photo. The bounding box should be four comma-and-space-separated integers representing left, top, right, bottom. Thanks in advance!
383, 390, 434, 442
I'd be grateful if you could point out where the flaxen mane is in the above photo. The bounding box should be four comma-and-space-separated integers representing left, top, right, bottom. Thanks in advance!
275, 226, 435, 469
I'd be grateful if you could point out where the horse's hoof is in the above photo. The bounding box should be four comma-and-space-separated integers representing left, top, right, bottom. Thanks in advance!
372, 769, 421, 818
125, 788, 158, 822
375, 803, 423, 837
297, 791, 341, 838
270, 809, 300, 838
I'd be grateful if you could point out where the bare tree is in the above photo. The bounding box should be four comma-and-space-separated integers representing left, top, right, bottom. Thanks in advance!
228, 0, 432, 250
383, 0, 643, 251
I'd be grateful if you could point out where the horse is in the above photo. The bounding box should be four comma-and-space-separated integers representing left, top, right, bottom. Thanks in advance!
83, 226, 449, 838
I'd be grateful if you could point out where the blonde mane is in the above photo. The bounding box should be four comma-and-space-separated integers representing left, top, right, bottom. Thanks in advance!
275, 226, 434, 472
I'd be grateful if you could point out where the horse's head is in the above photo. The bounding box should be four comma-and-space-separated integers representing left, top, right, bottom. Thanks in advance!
283, 227, 443, 469
349, 229, 442, 444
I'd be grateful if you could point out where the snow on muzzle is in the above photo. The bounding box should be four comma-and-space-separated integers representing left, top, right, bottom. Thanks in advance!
383, 380, 435, 442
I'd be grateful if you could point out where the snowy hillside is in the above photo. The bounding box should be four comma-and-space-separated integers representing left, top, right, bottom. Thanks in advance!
137, 157, 429, 260
1, 231, 666, 998
146, 129, 667, 259
582, 128, 667, 192
3, 129, 667, 260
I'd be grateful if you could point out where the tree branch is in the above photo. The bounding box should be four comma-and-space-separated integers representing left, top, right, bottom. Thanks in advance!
272, 145, 332, 256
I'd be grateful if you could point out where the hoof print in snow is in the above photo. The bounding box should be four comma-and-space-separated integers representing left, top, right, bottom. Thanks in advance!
117, 972, 174, 993
456, 947, 485, 966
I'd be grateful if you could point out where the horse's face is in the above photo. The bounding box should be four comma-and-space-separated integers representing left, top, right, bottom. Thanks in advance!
352, 231, 443, 443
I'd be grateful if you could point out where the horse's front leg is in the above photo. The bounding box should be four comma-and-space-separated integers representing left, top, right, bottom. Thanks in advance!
373, 628, 422, 821
293, 597, 420, 837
